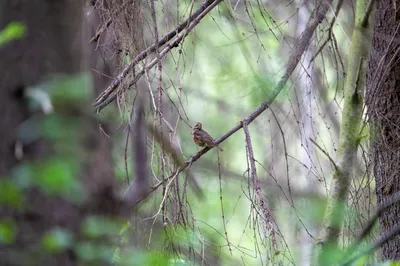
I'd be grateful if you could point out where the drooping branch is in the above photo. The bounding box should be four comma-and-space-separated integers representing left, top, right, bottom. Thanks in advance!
93, 0, 222, 111
121, 94, 149, 204
242, 120, 277, 250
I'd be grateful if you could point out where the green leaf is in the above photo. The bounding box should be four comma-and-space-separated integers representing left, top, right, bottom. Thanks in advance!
0, 219, 16, 244
48, 74, 92, 104
0, 180, 24, 208
0, 22, 25, 47
119, 250, 171, 266
33, 158, 78, 197
41, 228, 73, 253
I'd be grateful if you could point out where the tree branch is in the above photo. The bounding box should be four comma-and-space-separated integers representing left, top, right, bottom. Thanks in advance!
93, 0, 222, 111
242, 120, 277, 250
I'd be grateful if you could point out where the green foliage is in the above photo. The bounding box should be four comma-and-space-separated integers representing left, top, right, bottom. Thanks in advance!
117, 249, 171, 266
82, 216, 124, 239
0, 21, 25, 47
75, 241, 115, 264
25, 73, 92, 112
41, 228, 73, 253
0, 179, 24, 208
318, 242, 344, 265
11, 74, 93, 205
377, 262, 400, 266
46, 74, 93, 104
40, 114, 83, 154
12, 158, 85, 204
0, 219, 16, 244
32, 158, 82, 201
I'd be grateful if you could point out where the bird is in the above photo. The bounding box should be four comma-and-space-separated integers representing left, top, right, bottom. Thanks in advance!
192, 122, 223, 152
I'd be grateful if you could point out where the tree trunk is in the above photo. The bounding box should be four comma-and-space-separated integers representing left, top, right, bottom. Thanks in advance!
0, 1, 122, 265
367, 0, 400, 259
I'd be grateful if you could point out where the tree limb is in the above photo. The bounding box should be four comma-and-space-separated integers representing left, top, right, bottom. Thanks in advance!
93, 0, 222, 111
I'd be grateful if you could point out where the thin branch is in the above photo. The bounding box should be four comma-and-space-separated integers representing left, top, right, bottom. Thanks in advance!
122, 93, 149, 204
360, 0, 376, 27
309, 138, 339, 170
218, 151, 232, 255
352, 192, 400, 246
90, 18, 112, 43
150, 0, 167, 225
309, 0, 344, 65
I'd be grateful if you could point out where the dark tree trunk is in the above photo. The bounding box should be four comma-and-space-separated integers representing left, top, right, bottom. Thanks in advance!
366, 0, 400, 259
0, 1, 83, 175
0, 1, 123, 265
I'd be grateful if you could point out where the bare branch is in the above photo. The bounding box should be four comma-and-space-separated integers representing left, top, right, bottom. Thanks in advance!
242, 121, 277, 251
93, 0, 222, 111
90, 18, 112, 44
309, 138, 338, 170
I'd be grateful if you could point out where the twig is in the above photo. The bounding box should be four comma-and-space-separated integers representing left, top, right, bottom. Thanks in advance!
150, 0, 168, 225
90, 18, 112, 43
122, 93, 149, 205
360, 0, 376, 27
309, 138, 339, 170
218, 151, 232, 255
309, 0, 344, 65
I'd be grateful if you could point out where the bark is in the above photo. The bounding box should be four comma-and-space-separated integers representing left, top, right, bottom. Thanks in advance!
366, 0, 400, 259
0, 1, 123, 265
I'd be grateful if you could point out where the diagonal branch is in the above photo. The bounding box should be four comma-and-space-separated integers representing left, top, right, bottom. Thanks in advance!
122, 0, 333, 207
93, 0, 222, 111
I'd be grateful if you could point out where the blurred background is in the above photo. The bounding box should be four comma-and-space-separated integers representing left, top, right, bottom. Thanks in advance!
0, 0, 377, 265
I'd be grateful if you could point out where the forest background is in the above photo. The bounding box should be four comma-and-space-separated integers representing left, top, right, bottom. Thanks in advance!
1, 0, 400, 265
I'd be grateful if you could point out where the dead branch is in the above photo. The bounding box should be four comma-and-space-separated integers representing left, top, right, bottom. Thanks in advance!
93, 0, 222, 111
242, 120, 277, 251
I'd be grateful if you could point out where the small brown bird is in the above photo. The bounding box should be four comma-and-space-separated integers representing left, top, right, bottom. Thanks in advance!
192, 122, 223, 151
